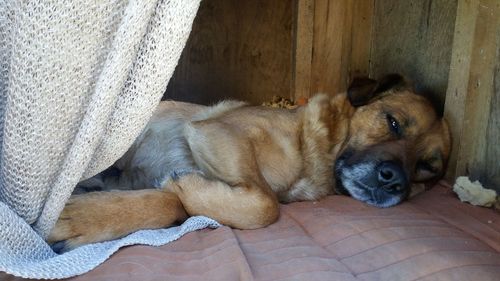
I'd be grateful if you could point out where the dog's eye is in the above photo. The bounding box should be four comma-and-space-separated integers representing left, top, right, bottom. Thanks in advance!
386, 114, 401, 137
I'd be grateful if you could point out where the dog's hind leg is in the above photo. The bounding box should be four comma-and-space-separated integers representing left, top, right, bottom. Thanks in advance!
48, 174, 279, 252
48, 189, 187, 252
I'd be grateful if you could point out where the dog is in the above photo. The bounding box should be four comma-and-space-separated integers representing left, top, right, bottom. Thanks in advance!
48, 74, 451, 252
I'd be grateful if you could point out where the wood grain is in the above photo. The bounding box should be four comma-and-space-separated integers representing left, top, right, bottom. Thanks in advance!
444, 0, 500, 192
444, 0, 479, 180
310, 0, 373, 96
350, 0, 374, 78
452, 0, 499, 191
310, 0, 347, 96
292, 0, 315, 100
370, 0, 458, 109
485, 60, 500, 190
164, 0, 293, 105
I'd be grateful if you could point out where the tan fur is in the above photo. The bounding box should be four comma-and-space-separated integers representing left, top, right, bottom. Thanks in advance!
49, 86, 451, 251
48, 190, 187, 249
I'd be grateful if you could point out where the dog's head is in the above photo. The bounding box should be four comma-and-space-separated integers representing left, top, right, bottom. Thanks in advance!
333, 74, 451, 207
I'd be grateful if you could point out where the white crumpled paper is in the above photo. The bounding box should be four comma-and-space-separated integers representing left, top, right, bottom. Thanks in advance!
453, 176, 498, 208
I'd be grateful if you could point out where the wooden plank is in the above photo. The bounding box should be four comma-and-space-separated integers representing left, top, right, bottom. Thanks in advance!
164, 0, 293, 105
483, 0, 500, 191
370, 0, 458, 109
310, 0, 373, 96
166, 0, 374, 102
310, 0, 349, 96
452, 0, 500, 191
349, 0, 374, 79
339, 0, 355, 91
444, 0, 480, 180
292, 0, 315, 100
485, 59, 500, 190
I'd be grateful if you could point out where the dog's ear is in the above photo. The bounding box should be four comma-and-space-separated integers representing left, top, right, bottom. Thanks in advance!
374, 73, 407, 94
347, 74, 407, 107
347, 77, 378, 107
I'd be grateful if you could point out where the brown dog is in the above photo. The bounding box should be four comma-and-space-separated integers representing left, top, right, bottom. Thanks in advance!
48, 74, 451, 252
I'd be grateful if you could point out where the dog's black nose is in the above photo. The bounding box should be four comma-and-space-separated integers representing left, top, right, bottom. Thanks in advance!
377, 161, 408, 193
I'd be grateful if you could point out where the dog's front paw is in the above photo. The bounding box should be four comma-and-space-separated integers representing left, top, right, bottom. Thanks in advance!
47, 193, 123, 253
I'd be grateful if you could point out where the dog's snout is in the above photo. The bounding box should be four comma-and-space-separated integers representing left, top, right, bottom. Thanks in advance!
378, 162, 399, 184
377, 161, 408, 193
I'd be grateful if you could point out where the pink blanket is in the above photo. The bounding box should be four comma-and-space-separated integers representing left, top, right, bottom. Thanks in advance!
3, 182, 499, 281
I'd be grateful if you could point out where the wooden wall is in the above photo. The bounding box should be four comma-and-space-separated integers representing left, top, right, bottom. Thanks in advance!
164, 0, 293, 105
295, 0, 457, 109
296, 0, 374, 99
444, 0, 500, 192
166, 0, 457, 107
165, 0, 376, 104
370, 0, 457, 110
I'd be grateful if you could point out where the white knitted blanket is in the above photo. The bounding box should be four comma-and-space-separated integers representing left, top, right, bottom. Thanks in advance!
0, 0, 218, 279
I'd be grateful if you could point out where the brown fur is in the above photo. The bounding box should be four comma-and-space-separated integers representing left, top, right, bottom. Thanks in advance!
48, 76, 451, 251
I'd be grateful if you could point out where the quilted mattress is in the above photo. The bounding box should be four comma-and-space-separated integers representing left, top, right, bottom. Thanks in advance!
2, 182, 499, 281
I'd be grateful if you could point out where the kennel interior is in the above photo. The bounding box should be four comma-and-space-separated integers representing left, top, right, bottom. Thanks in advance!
165, 0, 499, 193
2, 0, 499, 280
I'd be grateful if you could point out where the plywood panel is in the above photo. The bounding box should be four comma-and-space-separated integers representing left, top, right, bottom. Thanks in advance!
370, 0, 458, 109
164, 0, 293, 105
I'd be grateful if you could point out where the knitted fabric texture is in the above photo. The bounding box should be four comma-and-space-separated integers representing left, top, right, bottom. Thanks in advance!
0, 0, 213, 278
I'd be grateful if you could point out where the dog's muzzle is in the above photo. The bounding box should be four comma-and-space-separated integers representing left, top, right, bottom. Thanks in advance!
335, 155, 410, 208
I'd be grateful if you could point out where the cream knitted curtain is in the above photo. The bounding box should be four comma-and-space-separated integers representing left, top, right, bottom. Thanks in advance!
0, 0, 221, 279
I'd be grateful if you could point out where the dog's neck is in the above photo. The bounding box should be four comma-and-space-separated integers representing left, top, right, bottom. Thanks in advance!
328, 93, 357, 160
296, 93, 355, 194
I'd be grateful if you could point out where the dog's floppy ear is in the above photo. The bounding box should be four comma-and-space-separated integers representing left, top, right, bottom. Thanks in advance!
375, 73, 407, 94
347, 77, 378, 107
347, 74, 407, 107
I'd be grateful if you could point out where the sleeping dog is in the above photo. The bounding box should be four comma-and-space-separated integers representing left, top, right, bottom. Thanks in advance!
48, 74, 451, 251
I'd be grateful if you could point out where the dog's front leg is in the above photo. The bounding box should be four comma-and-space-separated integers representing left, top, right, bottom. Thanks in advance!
167, 173, 279, 230
48, 189, 187, 252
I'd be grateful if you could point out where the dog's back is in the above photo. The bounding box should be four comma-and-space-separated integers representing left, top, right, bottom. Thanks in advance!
77, 100, 247, 192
